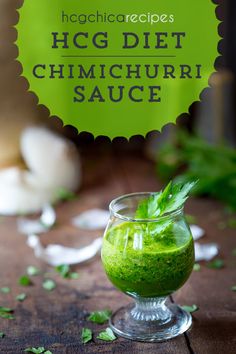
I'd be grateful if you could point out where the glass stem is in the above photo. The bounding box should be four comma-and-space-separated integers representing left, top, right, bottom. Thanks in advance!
130, 297, 172, 322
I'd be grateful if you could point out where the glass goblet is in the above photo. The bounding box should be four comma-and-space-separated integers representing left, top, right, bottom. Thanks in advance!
101, 192, 194, 342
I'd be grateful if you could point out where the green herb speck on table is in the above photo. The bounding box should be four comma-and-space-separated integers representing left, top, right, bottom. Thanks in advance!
16, 293, 27, 302
193, 263, 201, 272
18, 275, 32, 286
88, 310, 112, 324
0, 332, 5, 338
25, 348, 44, 354
42, 279, 56, 291
0, 307, 13, 312
181, 304, 199, 313
97, 328, 117, 342
55, 264, 70, 278
55, 264, 79, 279
0, 287, 10, 294
0, 307, 14, 320
81, 328, 92, 344
231, 286, 236, 292
207, 259, 224, 269
24, 347, 52, 354
27, 266, 41, 276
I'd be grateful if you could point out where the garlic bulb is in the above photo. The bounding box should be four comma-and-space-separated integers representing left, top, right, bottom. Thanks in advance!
0, 167, 54, 215
0, 127, 81, 215
21, 127, 81, 190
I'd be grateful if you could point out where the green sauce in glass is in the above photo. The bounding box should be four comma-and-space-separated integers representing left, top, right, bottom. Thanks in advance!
102, 221, 194, 298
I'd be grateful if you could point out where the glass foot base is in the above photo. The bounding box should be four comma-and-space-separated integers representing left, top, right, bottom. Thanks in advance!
110, 301, 192, 342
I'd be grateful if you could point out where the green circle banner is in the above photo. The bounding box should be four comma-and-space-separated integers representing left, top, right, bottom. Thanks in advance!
16, 0, 220, 138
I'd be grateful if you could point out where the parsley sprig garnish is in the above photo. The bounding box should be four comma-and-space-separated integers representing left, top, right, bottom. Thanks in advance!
135, 180, 197, 220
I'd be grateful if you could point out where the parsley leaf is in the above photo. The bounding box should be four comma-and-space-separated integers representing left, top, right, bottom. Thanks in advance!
207, 259, 224, 269
81, 328, 92, 344
0, 307, 13, 313
193, 263, 201, 272
24, 347, 47, 353
24, 347, 52, 354
16, 293, 27, 302
18, 275, 32, 286
0, 313, 15, 320
27, 266, 41, 276
232, 249, 236, 256
55, 265, 70, 278
0, 287, 10, 294
97, 328, 117, 342
42, 279, 56, 291
181, 304, 199, 313
87, 310, 112, 324
164, 181, 198, 214
0, 332, 5, 338
135, 180, 197, 220
0, 307, 14, 320
231, 286, 236, 292
55, 265, 79, 279
156, 181, 173, 215
135, 198, 148, 219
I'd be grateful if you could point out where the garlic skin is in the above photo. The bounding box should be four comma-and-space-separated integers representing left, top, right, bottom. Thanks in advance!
0, 127, 81, 215
72, 209, 110, 230
21, 127, 81, 191
27, 234, 103, 266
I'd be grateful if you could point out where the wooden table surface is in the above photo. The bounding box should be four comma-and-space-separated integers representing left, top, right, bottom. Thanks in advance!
0, 151, 235, 354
